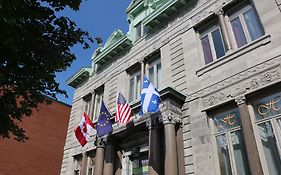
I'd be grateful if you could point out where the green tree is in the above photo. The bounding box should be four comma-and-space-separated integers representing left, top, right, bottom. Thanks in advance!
0, 0, 93, 141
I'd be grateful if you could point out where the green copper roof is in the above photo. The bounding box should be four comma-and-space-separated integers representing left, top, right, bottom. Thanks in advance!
92, 29, 132, 66
67, 67, 92, 88
143, 0, 189, 28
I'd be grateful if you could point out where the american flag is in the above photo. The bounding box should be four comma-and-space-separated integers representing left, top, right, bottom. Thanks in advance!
115, 92, 133, 124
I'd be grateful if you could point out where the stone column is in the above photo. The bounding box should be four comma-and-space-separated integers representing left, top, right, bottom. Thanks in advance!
140, 59, 145, 88
94, 137, 106, 175
235, 96, 263, 175
80, 152, 88, 175
103, 139, 115, 175
147, 116, 162, 175
162, 114, 179, 175
176, 124, 185, 175
216, 9, 232, 51
114, 150, 122, 175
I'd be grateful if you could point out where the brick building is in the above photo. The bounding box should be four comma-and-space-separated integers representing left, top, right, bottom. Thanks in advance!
62, 0, 281, 175
0, 99, 71, 175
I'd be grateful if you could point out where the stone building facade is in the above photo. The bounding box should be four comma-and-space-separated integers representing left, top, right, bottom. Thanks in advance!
62, 0, 281, 175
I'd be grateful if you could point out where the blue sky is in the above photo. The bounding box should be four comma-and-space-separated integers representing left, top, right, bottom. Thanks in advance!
55, 0, 132, 105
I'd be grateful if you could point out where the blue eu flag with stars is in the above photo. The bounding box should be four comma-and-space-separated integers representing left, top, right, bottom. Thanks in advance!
96, 100, 113, 137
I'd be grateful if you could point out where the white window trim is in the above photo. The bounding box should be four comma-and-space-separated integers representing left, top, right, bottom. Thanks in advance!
200, 24, 226, 62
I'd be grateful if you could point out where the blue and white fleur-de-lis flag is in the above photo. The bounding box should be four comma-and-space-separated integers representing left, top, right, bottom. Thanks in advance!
140, 76, 161, 115
96, 100, 113, 137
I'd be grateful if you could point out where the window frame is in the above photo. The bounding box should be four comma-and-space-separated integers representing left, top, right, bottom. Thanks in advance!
129, 69, 141, 103
247, 92, 281, 175
199, 22, 226, 64
147, 56, 161, 89
226, 4, 264, 49
92, 89, 104, 122
209, 107, 250, 175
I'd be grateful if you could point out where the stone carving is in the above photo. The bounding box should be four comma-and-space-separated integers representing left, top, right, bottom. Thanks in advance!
95, 137, 106, 148
199, 63, 281, 109
235, 95, 246, 105
146, 116, 161, 129
160, 112, 181, 125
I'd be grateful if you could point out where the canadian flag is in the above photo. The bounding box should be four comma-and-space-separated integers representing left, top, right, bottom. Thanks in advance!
74, 112, 95, 147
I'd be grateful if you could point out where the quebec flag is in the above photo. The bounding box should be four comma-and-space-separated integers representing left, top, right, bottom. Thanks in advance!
140, 76, 161, 115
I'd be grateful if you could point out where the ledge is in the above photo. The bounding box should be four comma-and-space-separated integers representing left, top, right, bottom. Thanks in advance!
143, 0, 189, 29
92, 35, 132, 66
67, 67, 92, 88
196, 34, 271, 77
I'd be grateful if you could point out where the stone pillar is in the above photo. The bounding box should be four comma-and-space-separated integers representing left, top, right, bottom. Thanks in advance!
80, 152, 88, 175
114, 150, 122, 175
176, 124, 185, 175
147, 116, 162, 175
162, 114, 179, 175
104, 139, 115, 175
216, 9, 232, 51
94, 137, 106, 175
235, 96, 263, 175
140, 59, 145, 88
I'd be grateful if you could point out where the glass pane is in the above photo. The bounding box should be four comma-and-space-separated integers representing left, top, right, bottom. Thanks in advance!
88, 168, 92, 175
157, 63, 161, 89
213, 108, 241, 133
149, 67, 154, 85
231, 131, 250, 175
135, 23, 142, 40
212, 28, 225, 59
129, 78, 134, 102
243, 9, 264, 41
216, 134, 232, 175
201, 35, 213, 64
136, 74, 141, 99
231, 17, 247, 48
252, 92, 281, 120
257, 122, 281, 175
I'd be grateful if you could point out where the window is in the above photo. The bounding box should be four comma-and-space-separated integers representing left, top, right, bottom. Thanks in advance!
73, 155, 82, 175
129, 70, 141, 102
209, 107, 250, 175
251, 92, 281, 175
200, 22, 226, 64
228, 5, 264, 48
135, 23, 142, 41
83, 94, 92, 116
199, 2, 264, 65
93, 88, 104, 122
148, 57, 161, 89
128, 54, 161, 103
132, 153, 149, 175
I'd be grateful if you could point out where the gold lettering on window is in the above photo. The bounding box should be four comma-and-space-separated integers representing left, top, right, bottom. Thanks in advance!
220, 114, 236, 126
257, 97, 281, 116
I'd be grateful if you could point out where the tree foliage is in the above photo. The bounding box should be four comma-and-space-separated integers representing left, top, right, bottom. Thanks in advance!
0, 0, 93, 141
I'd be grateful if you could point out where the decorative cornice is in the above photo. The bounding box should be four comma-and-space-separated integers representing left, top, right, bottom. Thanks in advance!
188, 55, 281, 110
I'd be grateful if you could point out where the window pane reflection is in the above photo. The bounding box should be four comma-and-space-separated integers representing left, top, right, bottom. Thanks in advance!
216, 134, 232, 175
243, 9, 264, 41
157, 63, 161, 89
231, 131, 250, 175
212, 28, 225, 59
231, 17, 247, 48
201, 35, 213, 64
257, 122, 281, 175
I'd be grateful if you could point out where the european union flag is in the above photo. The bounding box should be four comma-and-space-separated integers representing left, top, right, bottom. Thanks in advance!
140, 76, 161, 115
96, 100, 113, 137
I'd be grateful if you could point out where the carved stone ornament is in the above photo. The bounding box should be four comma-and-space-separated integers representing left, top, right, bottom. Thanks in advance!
160, 112, 181, 125
189, 56, 281, 109
95, 137, 106, 148
146, 116, 161, 130
235, 96, 246, 105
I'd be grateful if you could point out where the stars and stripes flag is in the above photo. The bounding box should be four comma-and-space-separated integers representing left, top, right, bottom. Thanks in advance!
74, 112, 95, 147
115, 92, 133, 124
